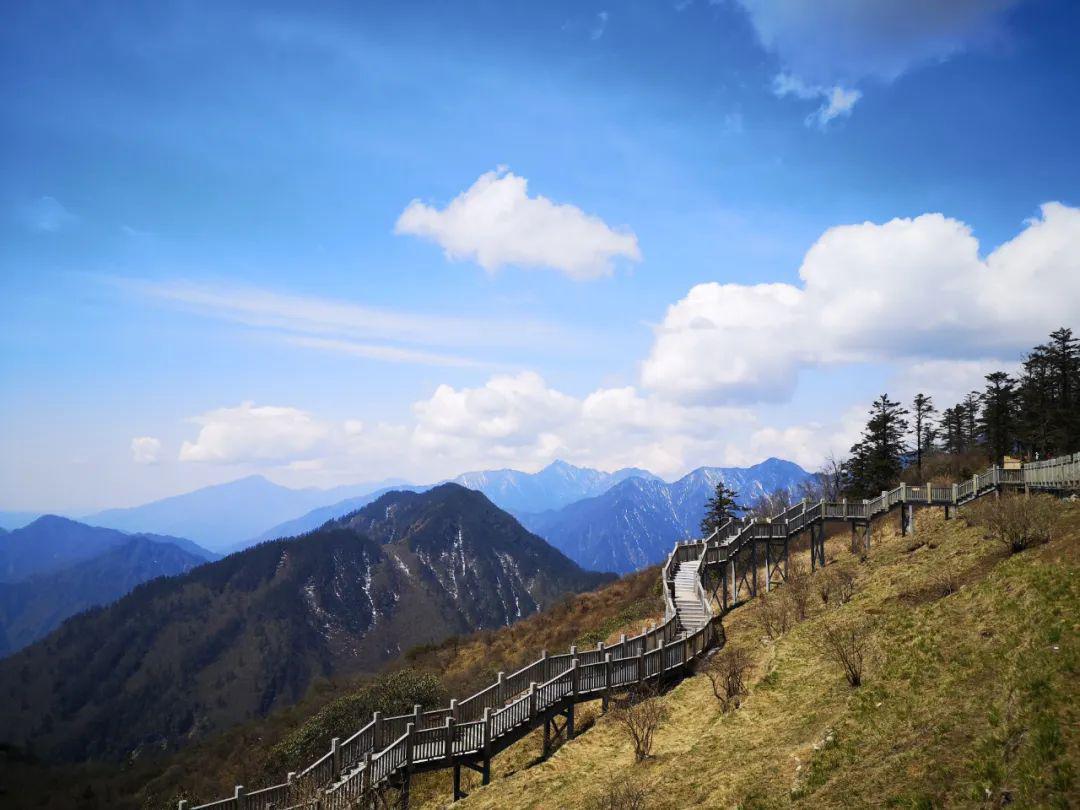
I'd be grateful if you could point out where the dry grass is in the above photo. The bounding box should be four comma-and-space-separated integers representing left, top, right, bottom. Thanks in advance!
448, 502, 1080, 810
965, 492, 1063, 554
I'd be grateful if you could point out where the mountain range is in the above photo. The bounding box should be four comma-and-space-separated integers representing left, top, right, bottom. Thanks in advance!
0, 484, 608, 762
518, 458, 812, 574
248, 461, 660, 547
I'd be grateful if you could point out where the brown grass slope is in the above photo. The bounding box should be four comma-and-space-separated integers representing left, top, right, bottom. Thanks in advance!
446, 502, 1079, 810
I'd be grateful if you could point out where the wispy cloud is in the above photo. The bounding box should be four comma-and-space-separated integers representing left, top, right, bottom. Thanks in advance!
18, 196, 78, 232
590, 11, 610, 41
772, 73, 861, 129
117, 278, 574, 367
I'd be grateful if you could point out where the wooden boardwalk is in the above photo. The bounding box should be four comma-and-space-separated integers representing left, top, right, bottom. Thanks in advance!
183, 452, 1080, 810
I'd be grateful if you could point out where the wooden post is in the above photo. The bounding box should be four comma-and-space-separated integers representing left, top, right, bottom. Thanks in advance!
602, 653, 612, 712
765, 536, 772, 593
495, 672, 505, 704
405, 722, 415, 769
638, 650, 645, 682
571, 659, 580, 698
567, 702, 576, 740
453, 762, 463, 801
449, 698, 458, 721
372, 710, 383, 750
529, 682, 538, 717
413, 703, 422, 731
330, 736, 341, 780
481, 709, 492, 784
361, 751, 372, 792
233, 786, 245, 802
444, 716, 454, 760
177, 802, 188, 810
750, 534, 758, 596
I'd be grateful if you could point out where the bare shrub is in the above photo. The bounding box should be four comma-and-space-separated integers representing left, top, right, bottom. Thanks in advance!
611, 682, 668, 762
755, 590, 792, 640
831, 567, 856, 605
816, 618, 870, 688
586, 775, 651, 810
784, 559, 813, 620
966, 493, 1062, 553
816, 567, 834, 605
699, 645, 753, 712
934, 568, 960, 598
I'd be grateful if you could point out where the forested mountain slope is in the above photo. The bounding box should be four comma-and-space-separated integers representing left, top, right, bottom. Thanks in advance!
0, 485, 608, 763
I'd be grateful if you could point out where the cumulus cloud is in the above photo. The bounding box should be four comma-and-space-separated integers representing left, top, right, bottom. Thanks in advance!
411, 372, 754, 477
180, 402, 330, 464
130, 437, 162, 465
395, 168, 641, 280
739, 0, 1022, 121
642, 202, 1080, 404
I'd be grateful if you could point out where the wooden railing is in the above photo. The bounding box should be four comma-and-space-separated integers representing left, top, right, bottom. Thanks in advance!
182, 452, 1080, 810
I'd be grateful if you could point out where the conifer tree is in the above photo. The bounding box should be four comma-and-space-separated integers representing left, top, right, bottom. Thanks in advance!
842, 394, 910, 498
911, 393, 935, 478
700, 482, 742, 537
979, 371, 1017, 464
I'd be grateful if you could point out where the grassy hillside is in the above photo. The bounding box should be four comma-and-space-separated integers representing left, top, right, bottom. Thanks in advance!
435, 501, 1079, 809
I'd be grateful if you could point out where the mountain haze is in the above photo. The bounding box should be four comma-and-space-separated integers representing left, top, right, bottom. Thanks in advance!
84, 476, 392, 552
0, 515, 214, 583
0, 484, 608, 761
0, 537, 207, 657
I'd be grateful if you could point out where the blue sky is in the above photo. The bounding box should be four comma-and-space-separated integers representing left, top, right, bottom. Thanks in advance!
2, 0, 1079, 512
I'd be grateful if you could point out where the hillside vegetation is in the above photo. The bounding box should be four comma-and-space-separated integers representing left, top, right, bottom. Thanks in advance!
440, 501, 1079, 809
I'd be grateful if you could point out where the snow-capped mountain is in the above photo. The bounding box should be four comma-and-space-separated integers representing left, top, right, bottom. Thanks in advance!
518, 458, 812, 574
452, 459, 662, 514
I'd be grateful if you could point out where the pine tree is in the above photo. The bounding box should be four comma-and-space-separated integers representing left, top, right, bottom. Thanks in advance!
940, 405, 966, 455
961, 391, 981, 450
979, 372, 1017, 464
1044, 327, 1080, 453
911, 393, 935, 479
842, 394, 910, 498
700, 482, 742, 537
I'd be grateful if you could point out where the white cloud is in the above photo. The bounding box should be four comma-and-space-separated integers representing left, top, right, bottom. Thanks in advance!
641, 202, 1080, 404
773, 73, 862, 128
130, 437, 162, 465
395, 168, 641, 280
180, 402, 330, 464
410, 372, 753, 478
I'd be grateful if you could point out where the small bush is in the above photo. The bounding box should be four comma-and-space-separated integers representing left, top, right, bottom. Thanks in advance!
611, 682, 668, 762
699, 645, 753, 712
756, 590, 793, 640
966, 493, 1062, 553
784, 559, 813, 621
586, 774, 651, 810
831, 567, 857, 606
816, 619, 871, 688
